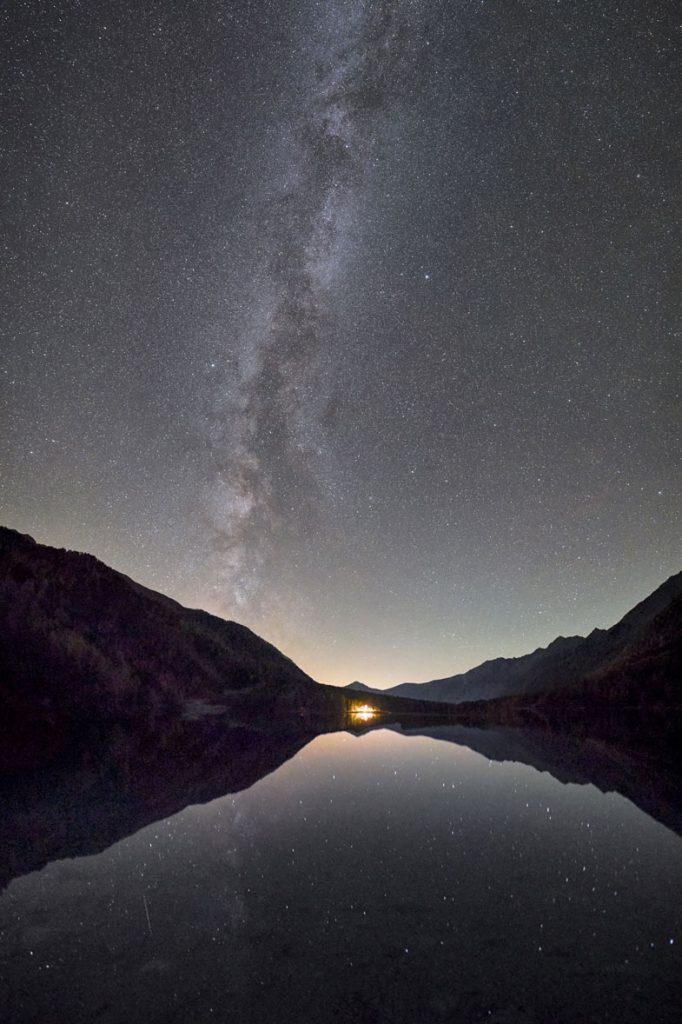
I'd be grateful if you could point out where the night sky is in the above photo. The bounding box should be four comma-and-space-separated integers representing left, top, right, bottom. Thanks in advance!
2, 1, 680, 687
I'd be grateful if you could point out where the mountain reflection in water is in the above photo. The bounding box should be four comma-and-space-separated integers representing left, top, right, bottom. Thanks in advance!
1, 716, 681, 1024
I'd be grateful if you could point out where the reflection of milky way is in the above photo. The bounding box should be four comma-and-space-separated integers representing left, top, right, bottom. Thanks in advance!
205, 2, 429, 612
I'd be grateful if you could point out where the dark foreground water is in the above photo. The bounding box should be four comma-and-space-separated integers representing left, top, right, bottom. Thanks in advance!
1, 726, 681, 1024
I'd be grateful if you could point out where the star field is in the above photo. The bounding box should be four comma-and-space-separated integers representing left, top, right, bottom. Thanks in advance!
1, 0, 680, 686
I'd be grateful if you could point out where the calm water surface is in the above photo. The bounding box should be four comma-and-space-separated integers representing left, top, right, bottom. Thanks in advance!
2, 728, 681, 1023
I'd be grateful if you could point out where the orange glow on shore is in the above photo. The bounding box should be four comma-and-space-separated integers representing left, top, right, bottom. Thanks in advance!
351, 703, 378, 722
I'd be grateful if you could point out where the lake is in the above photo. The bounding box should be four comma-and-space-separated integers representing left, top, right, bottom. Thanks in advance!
1, 724, 681, 1023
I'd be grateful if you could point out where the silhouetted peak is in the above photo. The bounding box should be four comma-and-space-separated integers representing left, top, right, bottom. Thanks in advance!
0, 525, 37, 549
383, 570, 681, 706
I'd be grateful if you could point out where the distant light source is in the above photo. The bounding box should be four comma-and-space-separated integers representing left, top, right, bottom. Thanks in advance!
352, 703, 378, 722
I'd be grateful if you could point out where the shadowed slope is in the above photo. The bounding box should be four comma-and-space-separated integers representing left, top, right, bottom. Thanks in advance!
380, 572, 682, 707
0, 527, 461, 728
0, 526, 324, 720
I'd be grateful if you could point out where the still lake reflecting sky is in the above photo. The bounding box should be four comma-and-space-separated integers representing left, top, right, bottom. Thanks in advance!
2, 728, 681, 1024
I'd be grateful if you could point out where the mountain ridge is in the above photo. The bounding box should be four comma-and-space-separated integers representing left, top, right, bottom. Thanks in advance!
348, 571, 682, 707
0, 526, 461, 726
0, 525, 324, 720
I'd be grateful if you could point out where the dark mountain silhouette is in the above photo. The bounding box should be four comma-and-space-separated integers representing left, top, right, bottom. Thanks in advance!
0, 526, 457, 726
0, 526, 328, 721
379, 572, 682, 709
345, 681, 375, 692
2, 523, 678, 747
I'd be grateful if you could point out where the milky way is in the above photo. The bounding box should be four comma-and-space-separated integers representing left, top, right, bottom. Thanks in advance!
2, 0, 680, 685
203, 2, 431, 616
